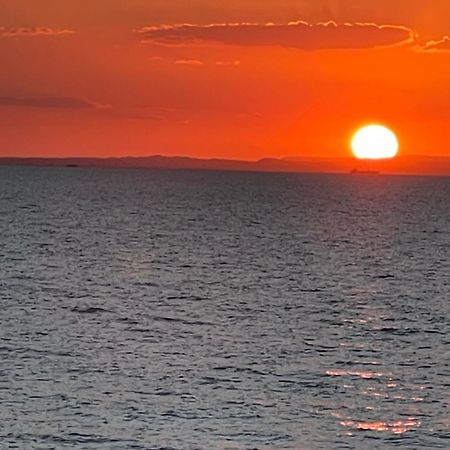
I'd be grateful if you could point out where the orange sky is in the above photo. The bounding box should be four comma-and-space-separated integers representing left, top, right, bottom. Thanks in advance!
0, 0, 449, 160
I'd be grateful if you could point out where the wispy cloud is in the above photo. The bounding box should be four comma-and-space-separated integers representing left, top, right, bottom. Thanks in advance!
0, 96, 110, 109
420, 36, 450, 52
0, 27, 75, 37
216, 60, 240, 66
137, 21, 416, 51
175, 59, 204, 65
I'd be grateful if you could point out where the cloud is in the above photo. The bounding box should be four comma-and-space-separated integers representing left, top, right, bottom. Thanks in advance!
111, 106, 184, 122
216, 60, 240, 66
0, 27, 75, 37
421, 36, 450, 52
175, 59, 204, 65
137, 21, 416, 51
0, 96, 110, 109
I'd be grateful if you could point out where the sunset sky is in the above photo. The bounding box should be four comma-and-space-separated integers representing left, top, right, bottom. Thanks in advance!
1, 0, 449, 160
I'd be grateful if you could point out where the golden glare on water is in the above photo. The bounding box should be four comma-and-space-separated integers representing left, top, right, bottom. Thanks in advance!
340, 418, 420, 435
351, 125, 399, 160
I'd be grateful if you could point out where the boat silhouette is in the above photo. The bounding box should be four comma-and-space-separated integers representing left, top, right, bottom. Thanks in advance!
350, 168, 380, 175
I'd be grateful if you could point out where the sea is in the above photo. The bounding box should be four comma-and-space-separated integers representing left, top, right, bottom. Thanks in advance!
0, 166, 449, 450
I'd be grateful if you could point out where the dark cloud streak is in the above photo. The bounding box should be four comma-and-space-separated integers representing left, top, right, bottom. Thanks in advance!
137, 21, 416, 50
0, 26, 75, 37
0, 96, 109, 109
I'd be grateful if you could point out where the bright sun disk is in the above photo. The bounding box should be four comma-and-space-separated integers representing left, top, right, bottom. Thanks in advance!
351, 125, 399, 160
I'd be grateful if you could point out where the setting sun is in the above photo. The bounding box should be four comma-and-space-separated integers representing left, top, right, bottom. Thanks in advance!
351, 125, 399, 160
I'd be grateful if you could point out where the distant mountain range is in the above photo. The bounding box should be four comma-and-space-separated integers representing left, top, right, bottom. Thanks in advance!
0, 154, 449, 176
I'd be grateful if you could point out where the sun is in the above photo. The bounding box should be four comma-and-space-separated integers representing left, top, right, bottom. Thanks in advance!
351, 125, 399, 160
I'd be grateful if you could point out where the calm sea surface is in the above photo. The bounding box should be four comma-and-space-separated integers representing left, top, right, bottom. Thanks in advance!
0, 166, 449, 450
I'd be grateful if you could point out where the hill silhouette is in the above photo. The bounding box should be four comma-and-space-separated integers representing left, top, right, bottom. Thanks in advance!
0, 154, 449, 176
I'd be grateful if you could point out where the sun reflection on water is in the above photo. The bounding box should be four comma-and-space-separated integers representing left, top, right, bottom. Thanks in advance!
340, 418, 420, 434
326, 369, 385, 379
326, 367, 426, 437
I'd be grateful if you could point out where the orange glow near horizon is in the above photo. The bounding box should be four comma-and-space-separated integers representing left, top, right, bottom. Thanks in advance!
0, 1, 449, 172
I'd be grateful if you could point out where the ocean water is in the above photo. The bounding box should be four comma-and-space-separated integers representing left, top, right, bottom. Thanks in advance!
0, 166, 449, 450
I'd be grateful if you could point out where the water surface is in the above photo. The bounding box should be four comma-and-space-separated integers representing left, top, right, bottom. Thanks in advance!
0, 167, 449, 449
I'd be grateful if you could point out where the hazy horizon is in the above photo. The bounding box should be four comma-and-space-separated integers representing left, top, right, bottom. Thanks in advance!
1, 1, 449, 160
2, 152, 450, 177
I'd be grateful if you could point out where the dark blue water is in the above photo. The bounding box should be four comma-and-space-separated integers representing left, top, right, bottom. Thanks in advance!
0, 166, 449, 449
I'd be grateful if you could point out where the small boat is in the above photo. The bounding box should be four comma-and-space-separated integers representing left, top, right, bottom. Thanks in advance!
350, 168, 380, 175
